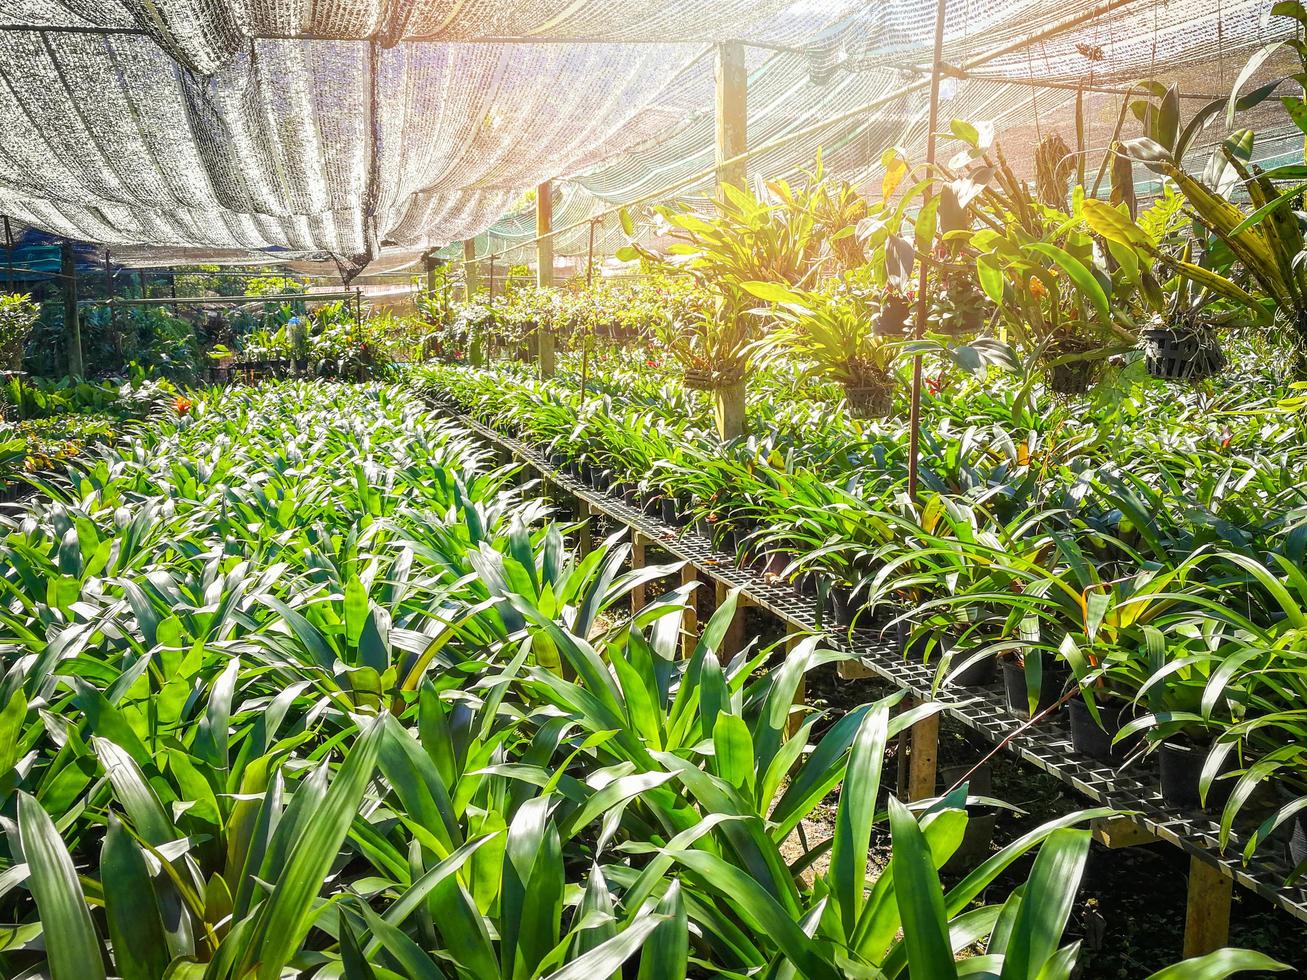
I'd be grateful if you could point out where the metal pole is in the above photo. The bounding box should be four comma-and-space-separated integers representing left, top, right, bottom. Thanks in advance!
906, 0, 948, 504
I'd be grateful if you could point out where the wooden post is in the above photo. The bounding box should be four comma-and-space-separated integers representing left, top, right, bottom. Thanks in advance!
714, 42, 747, 193
907, 0, 949, 502
60, 241, 83, 379
907, 709, 940, 802
680, 565, 698, 660
713, 44, 747, 442
577, 503, 594, 558
462, 240, 479, 300
536, 181, 556, 379
464, 240, 484, 366
1091, 816, 1159, 850
1183, 856, 1232, 958
787, 623, 805, 737
714, 580, 745, 661
631, 533, 647, 614
713, 380, 747, 442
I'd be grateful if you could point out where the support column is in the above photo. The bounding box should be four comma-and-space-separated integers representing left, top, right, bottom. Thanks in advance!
631, 534, 647, 615
713, 42, 748, 441
60, 242, 83, 379
714, 580, 745, 662
907, 710, 941, 802
462, 240, 480, 300
680, 565, 698, 660
463, 240, 484, 366
787, 623, 805, 737
536, 181, 556, 378
577, 503, 594, 558
1183, 856, 1232, 957
423, 252, 440, 316
714, 42, 747, 193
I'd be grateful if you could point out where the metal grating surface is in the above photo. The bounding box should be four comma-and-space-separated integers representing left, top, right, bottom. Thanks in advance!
443, 404, 1307, 925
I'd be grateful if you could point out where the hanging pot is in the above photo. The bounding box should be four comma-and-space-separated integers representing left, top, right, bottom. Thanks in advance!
1141, 326, 1225, 381
842, 378, 894, 419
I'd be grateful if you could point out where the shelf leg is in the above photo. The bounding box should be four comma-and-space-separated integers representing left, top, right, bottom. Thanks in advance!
577, 504, 593, 558
907, 708, 940, 802
714, 579, 745, 661
787, 623, 805, 737
680, 564, 698, 660
631, 534, 647, 614
1183, 855, 1232, 958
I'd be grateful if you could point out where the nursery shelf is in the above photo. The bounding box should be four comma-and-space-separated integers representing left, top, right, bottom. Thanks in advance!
444, 405, 1307, 928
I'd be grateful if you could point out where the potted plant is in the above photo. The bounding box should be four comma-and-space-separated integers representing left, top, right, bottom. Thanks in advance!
742, 281, 901, 418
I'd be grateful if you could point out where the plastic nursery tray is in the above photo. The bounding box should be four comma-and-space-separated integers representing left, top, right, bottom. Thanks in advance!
443, 405, 1307, 926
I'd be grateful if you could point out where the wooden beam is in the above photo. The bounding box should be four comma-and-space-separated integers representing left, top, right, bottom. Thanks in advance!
712, 44, 747, 440
462, 239, 480, 299
907, 708, 940, 802
631, 533, 647, 614
714, 41, 747, 193
837, 658, 875, 680
714, 579, 745, 662
1091, 816, 1160, 850
535, 181, 556, 378
680, 565, 698, 660
60, 242, 83, 379
787, 623, 805, 737
463, 239, 484, 366
1183, 856, 1233, 958
577, 503, 594, 558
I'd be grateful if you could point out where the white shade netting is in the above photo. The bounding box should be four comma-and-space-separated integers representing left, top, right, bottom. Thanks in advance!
0, 0, 1298, 274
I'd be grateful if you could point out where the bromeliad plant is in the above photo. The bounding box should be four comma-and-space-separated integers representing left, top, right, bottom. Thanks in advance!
743, 280, 902, 418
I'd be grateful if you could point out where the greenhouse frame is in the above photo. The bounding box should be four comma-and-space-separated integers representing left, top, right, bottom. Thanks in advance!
3, 0, 1307, 976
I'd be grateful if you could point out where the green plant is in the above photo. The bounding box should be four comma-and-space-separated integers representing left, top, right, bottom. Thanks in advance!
0, 293, 40, 371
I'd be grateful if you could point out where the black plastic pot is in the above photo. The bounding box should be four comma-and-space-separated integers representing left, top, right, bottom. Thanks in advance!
791, 571, 815, 598
947, 651, 996, 688
939, 764, 997, 875
659, 498, 678, 526
1290, 811, 1307, 870
829, 586, 857, 628
1067, 697, 1127, 761
1142, 326, 1225, 382
894, 621, 933, 660
1000, 658, 1068, 717
1158, 741, 1235, 811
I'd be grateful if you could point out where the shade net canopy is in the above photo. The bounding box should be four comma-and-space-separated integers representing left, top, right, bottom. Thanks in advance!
0, 0, 1297, 274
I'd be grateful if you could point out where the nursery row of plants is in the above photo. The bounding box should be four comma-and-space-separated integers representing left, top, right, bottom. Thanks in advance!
0, 380, 1284, 978
0, 372, 186, 494
417, 354, 1307, 879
